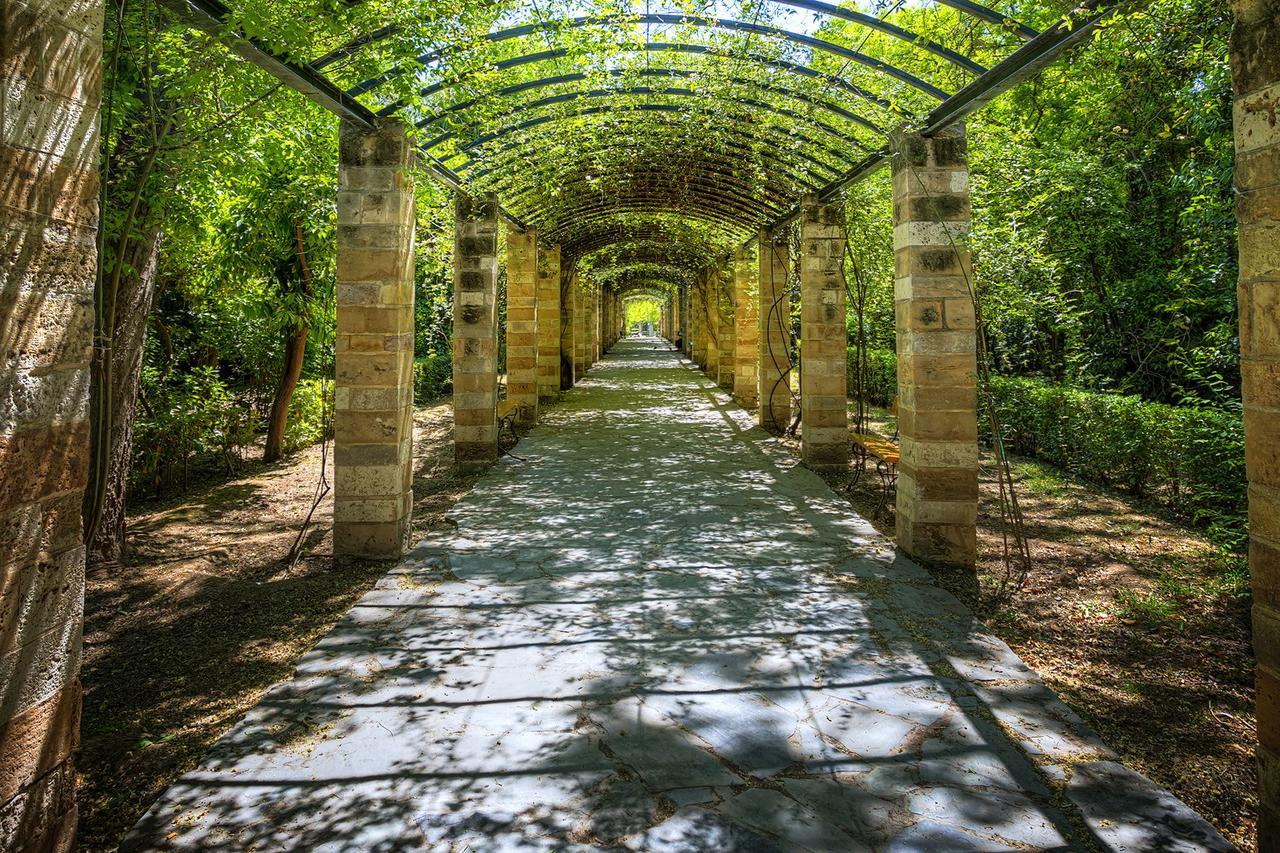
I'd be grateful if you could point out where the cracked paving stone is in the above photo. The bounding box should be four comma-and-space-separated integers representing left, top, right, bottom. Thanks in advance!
122, 338, 1236, 853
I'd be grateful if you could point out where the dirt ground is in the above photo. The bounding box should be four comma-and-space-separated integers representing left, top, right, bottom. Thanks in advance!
836, 411, 1256, 851
78, 397, 1255, 850
76, 401, 472, 852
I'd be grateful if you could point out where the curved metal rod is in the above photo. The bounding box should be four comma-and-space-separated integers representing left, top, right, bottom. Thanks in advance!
425, 85, 867, 152
560, 224, 728, 257
350, 14, 950, 101
397, 43, 903, 117
537, 197, 768, 238
414, 67, 883, 135
499, 171, 793, 223
317, 0, 1035, 72
463, 134, 826, 191
543, 206, 755, 246
524, 186, 783, 230
484, 153, 808, 210
442, 103, 856, 177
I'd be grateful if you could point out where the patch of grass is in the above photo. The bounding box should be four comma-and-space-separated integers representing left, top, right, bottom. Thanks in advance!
1114, 548, 1251, 630
1013, 460, 1075, 499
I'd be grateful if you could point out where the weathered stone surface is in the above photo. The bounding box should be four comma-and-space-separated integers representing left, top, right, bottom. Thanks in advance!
891, 126, 978, 569
125, 340, 1230, 853
799, 196, 848, 472
757, 229, 791, 434
334, 120, 415, 558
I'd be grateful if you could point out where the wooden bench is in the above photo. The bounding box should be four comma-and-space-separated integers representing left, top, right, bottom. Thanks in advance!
849, 399, 899, 513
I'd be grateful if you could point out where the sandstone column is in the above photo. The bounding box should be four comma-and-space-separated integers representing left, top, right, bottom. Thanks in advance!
334, 121, 416, 557
1, 3, 102, 849
537, 244, 561, 403
799, 196, 849, 472
560, 267, 576, 389
716, 265, 736, 389
452, 192, 500, 470
505, 225, 538, 426
574, 282, 589, 376
593, 287, 602, 362
703, 271, 720, 379
734, 247, 760, 409
891, 126, 978, 568
1233, 0, 1280, 841
758, 229, 792, 433
689, 281, 704, 365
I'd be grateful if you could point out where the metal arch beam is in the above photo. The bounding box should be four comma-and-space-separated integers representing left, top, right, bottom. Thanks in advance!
538, 199, 765, 239
424, 86, 869, 155
402, 43, 904, 116
154, 0, 532, 232
461, 116, 839, 185
316, 0, 1034, 73
446, 103, 856, 177
490, 160, 802, 218
350, 14, 951, 101
543, 207, 754, 246
464, 135, 826, 193
560, 223, 730, 258
415, 67, 884, 136
501, 172, 793, 224
533, 191, 777, 230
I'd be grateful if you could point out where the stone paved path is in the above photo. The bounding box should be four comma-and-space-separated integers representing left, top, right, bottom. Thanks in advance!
126, 339, 1233, 852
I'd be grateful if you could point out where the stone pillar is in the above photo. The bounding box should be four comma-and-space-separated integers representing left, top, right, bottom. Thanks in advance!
536, 244, 561, 403
334, 121, 416, 557
559, 267, 576, 389
702, 271, 720, 379
574, 282, 589, 376
716, 265, 736, 389
672, 290, 682, 349
891, 126, 978, 568
593, 287, 602, 363
689, 281, 704, 366
680, 286, 690, 356
758, 229, 792, 433
1233, 0, 1280, 841
798, 196, 849, 472
451, 192, 500, 471
734, 246, 760, 409
505, 225, 538, 426
1, 3, 102, 849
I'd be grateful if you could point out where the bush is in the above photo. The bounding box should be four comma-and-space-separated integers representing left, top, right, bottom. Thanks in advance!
131, 366, 257, 494
284, 378, 332, 452
847, 347, 897, 406
986, 376, 1246, 548
414, 352, 452, 404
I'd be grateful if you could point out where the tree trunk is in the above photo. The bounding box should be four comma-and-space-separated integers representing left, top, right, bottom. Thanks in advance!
263, 319, 308, 462
263, 223, 313, 463
87, 226, 162, 568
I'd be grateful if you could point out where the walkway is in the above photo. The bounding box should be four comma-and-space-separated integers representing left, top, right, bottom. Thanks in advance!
126, 339, 1231, 852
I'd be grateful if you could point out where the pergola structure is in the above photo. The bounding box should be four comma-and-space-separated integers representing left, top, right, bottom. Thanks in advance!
1, 0, 1277, 848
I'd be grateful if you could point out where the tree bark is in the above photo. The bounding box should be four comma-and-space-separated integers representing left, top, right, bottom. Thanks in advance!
87, 225, 162, 568
263, 223, 313, 463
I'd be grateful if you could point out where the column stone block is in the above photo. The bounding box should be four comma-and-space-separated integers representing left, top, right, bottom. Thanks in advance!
716, 265, 736, 389
799, 196, 849, 472
758, 229, 792, 433
505, 226, 538, 426
560, 267, 576, 389
452, 192, 499, 471
890, 126, 978, 569
1232, 0, 1280, 841
335, 120, 416, 557
734, 247, 759, 408
0, 2, 103, 848
536, 244, 561, 403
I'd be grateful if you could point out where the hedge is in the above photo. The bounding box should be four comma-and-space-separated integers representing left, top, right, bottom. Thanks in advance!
414, 352, 453, 404
846, 348, 1247, 547
986, 376, 1246, 546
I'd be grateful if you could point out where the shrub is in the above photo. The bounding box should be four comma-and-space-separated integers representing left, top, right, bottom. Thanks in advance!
847, 347, 897, 406
986, 376, 1246, 548
284, 378, 332, 452
414, 352, 453, 404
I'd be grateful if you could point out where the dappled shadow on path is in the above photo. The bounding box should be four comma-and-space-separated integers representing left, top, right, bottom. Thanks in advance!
122, 340, 1233, 852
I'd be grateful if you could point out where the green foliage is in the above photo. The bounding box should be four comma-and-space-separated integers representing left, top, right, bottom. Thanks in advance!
625, 299, 661, 330
131, 367, 257, 494
284, 380, 333, 452
847, 347, 897, 407
988, 376, 1246, 547
415, 354, 454, 404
